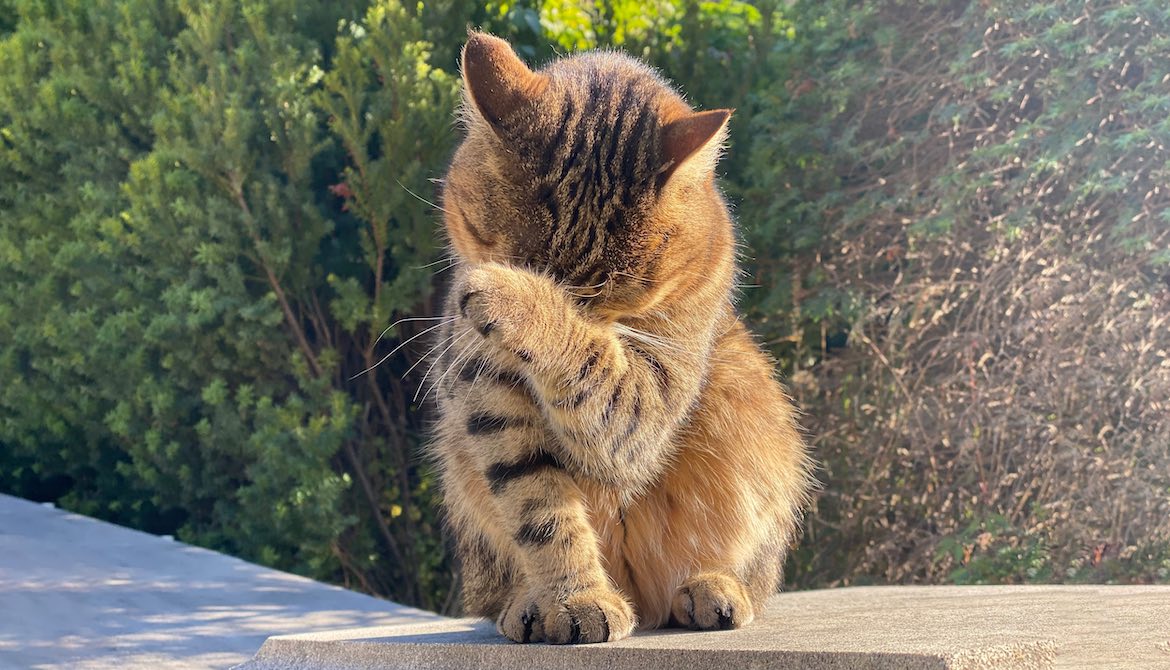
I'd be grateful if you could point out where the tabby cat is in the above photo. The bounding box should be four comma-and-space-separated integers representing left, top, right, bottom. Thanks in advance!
428, 32, 814, 644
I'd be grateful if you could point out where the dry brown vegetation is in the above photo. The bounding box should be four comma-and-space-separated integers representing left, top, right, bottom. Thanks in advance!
772, 0, 1170, 586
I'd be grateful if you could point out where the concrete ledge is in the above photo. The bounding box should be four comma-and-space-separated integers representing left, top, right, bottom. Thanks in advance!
235, 585, 1170, 670
6, 492, 1166, 669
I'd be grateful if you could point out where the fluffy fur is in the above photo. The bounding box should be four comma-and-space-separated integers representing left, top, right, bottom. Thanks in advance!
428, 32, 814, 644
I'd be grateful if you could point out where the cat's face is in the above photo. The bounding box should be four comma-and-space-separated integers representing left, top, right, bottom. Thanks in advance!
443, 33, 730, 318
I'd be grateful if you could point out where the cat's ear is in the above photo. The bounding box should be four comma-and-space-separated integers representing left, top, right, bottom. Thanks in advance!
461, 32, 549, 132
659, 109, 732, 184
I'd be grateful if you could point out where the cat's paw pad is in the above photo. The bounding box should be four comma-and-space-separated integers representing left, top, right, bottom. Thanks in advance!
544, 588, 636, 644
496, 593, 545, 643
671, 573, 753, 631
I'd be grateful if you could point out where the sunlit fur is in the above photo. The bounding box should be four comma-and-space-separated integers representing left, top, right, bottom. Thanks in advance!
428, 33, 815, 644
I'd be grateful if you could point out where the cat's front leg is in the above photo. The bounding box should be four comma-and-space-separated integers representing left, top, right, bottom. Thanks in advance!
448, 268, 637, 643
453, 417, 637, 644
457, 262, 708, 497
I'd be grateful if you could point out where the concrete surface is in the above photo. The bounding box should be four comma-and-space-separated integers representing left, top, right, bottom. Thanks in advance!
0, 494, 441, 669
235, 584, 1170, 670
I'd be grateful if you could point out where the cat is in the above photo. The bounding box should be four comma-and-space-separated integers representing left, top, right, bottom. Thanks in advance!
428, 32, 814, 644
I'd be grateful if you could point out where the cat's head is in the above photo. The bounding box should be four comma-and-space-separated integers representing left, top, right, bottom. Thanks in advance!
443, 32, 733, 317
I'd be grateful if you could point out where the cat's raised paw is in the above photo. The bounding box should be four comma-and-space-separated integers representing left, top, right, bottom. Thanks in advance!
671, 573, 753, 631
458, 264, 532, 346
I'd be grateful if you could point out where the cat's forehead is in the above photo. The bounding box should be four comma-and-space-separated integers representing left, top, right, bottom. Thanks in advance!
539, 53, 679, 121
512, 54, 669, 175
543, 51, 666, 90
496, 56, 671, 286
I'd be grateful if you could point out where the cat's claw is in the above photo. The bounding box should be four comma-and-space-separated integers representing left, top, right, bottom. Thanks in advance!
497, 594, 545, 643
671, 573, 753, 631
545, 588, 636, 644
498, 587, 635, 644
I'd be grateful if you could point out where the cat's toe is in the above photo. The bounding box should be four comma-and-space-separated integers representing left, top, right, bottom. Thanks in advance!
544, 588, 635, 644
458, 289, 496, 337
671, 573, 753, 631
496, 594, 545, 643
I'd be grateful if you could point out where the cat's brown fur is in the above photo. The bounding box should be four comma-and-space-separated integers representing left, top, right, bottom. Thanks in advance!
429, 33, 814, 644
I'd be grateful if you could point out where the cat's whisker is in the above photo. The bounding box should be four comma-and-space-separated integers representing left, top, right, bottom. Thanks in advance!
432, 335, 483, 402
401, 326, 467, 382
414, 255, 460, 270
429, 258, 463, 279
480, 252, 537, 267
613, 323, 688, 351
565, 288, 607, 299
425, 327, 480, 401
425, 331, 479, 401
450, 345, 482, 390
467, 356, 490, 396
396, 178, 452, 216
414, 327, 477, 403
373, 315, 456, 349
562, 278, 609, 290
614, 322, 741, 366
613, 268, 713, 284
563, 277, 610, 299
611, 270, 664, 284
350, 317, 458, 380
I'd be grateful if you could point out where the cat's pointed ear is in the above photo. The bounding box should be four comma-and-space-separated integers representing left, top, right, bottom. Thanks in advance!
659, 108, 732, 184
461, 32, 549, 132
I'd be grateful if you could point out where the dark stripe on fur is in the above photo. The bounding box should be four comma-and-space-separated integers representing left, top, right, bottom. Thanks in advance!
602, 375, 625, 423
486, 451, 562, 494
612, 393, 642, 456
621, 103, 653, 189
627, 340, 669, 393
457, 359, 487, 383
522, 604, 539, 643
467, 413, 524, 435
540, 95, 575, 174
568, 615, 583, 644
577, 345, 601, 381
558, 385, 594, 409
515, 518, 558, 547
455, 202, 493, 246
538, 183, 560, 222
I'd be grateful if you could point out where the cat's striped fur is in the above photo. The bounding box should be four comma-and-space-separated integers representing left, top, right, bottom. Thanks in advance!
430, 33, 814, 644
